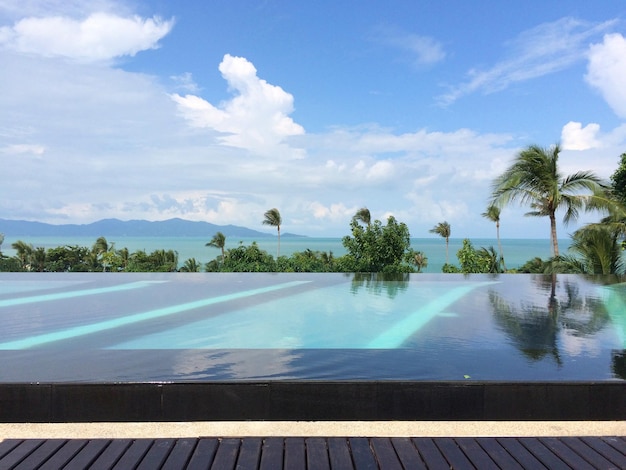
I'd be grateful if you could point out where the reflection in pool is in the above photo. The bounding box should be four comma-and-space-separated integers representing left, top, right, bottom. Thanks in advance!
0, 272, 624, 382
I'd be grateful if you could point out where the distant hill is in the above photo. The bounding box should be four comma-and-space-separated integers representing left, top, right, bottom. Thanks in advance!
0, 218, 305, 238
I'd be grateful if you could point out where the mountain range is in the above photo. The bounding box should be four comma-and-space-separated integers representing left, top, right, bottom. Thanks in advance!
0, 218, 304, 238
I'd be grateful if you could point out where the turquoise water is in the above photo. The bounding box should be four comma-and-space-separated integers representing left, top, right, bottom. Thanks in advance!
109, 280, 496, 350
1, 235, 569, 272
0, 272, 624, 381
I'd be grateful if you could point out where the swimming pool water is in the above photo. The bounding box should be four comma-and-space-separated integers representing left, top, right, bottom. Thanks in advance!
0, 272, 624, 382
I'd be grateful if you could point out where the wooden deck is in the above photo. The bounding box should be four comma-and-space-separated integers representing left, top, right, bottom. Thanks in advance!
1, 436, 625, 469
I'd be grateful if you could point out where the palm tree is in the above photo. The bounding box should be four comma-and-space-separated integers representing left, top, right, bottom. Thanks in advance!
92, 236, 110, 272
262, 208, 282, 257
180, 258, 201, 272
409, 250, 428, 273
353, 207, 371, 226
206, 231, 226, 262
491, 144, 607, 257
482, 204, 506, 271
12, 240, 33, 270
568, 225, 624, 275
429, 221, 451, 264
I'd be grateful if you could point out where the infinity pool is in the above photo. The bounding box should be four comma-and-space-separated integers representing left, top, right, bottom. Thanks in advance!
0, 272, 624, 382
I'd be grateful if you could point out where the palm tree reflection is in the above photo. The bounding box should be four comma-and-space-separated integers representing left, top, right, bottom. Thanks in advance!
348, 272, 410, 298
489, 275, 611, 365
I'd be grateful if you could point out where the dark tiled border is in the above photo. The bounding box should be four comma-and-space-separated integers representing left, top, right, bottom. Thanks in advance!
1, 381, 625, 422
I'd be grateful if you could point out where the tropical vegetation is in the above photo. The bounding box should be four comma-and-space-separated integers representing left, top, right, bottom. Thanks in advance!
1, 144, 625, 274
490, 144, 608, 257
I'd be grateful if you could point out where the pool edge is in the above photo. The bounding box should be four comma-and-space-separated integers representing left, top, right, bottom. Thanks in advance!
1, 381, 624, 423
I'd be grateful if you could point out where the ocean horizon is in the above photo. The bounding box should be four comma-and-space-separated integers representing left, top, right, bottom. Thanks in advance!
1, 235, 569, 273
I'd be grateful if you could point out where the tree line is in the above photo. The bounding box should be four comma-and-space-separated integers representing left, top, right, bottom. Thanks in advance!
2, 145, 625, 274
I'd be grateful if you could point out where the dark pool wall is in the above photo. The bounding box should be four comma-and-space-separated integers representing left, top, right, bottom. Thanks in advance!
1, 381, 625, 422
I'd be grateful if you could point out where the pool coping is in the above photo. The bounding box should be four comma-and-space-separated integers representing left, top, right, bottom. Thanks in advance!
2, 381, 625, 423
2, 421, 626, 439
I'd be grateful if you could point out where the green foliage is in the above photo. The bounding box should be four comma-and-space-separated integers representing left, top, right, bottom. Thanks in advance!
610, 152, 626, 204
516, 257, 549, 273
206, 242, 277, 272
180, 258, 201, 272
491, 143, 608, 257
341, 215, 413, 273
446, 239, 504, 274
567, 225, 624, 275
45, 245, 92, 272
126, 249, 179, 272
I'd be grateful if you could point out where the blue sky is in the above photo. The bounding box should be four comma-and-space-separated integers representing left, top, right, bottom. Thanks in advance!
1, 0, 626, 239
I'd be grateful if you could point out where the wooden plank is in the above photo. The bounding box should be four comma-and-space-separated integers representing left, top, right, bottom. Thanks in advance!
583, 437, 626, 467
348, 437, 377, 470
0, 439, 44, 469
89, 439, 133, 469
62, 439, 110, 469
305, 437, 329, 470
260, 437, 284, 470
284, 437, 305, 470
370, 438, 402, 470
495, 438, 547, 470
455, 437, 500, 470
518, 437, 570, 470
476, 437, 524, 470
13, 439, 66, 470
211, 438, 241, 470
327, 437, 353, 469
111, 439, 154, 470
391, 437, 427, 470
601, 436, 626, 457
237, 437, 262, 469
411, 438, 450, 470
39, 439, 87, 470
0, 439, 23, 459
186, 438, 219, 470
434, 438, 474, 469
560, 437, 619, 469
137, 438, 176, 469
162, 438, 198, 470
538, 437, 595, 470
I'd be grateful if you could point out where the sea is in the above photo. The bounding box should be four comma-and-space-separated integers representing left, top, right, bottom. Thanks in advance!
0, 235, 570, 273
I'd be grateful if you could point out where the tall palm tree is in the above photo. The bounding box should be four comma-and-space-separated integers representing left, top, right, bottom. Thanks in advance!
429, 221, 451, 264
482, 204, 506, 271
491, 144, 607, 257
262, 208, 282, 257
353, 207, 371, 227
206, 231, 226, 262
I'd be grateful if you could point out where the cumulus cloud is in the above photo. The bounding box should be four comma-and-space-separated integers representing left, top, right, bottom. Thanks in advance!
561, 121, 601, 150
585, 33, 626, 119
438, 17, 617, 105
172, 54, 305, 157
0, 12, 173, 62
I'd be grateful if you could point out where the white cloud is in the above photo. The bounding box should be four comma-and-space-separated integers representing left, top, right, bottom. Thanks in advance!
438, 17, 617, 105
0, 12, 173, 62
170, 72, 200, 92
309, 202, 354, 221
373, 26, 445, 67
561, 121, 601, 150
585, 33, 626, 119
172, 54, 305, 157
1, 143, 45, 155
